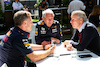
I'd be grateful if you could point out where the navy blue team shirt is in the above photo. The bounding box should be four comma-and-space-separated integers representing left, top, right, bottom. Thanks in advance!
0, 26, 33, 67
35, 20, 62, 45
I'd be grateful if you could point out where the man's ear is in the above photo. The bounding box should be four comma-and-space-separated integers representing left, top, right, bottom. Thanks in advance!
80, 18, 83, 21
80, 18, 84, 23
22, 21, 27, 26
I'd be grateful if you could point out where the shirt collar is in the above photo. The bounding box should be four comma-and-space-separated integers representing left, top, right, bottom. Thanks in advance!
14, 26, 30, 38
78, 22, 87, 32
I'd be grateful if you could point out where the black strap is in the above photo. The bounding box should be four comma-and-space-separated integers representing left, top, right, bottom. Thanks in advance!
43, 45, 45, 50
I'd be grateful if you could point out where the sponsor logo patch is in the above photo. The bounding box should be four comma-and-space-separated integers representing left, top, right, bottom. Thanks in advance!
22, 39, 31, 49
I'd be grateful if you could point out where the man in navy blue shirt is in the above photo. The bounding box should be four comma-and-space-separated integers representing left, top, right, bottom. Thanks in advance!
35, 9, 62, 45
0, 11, 55, 67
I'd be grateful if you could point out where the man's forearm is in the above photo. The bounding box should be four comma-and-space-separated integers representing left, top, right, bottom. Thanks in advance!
30, 44, 43, 51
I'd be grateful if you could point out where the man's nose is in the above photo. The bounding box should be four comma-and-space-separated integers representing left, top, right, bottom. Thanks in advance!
49, 19, 52, 21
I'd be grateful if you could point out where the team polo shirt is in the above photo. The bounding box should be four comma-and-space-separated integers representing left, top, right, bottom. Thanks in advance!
0, 26, 33, 67
35, 20, 62, 44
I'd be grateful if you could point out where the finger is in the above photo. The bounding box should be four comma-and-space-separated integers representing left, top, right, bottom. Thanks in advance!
49, 45, 55, 50
49, 44, 52, 47
67, 47, 71, 51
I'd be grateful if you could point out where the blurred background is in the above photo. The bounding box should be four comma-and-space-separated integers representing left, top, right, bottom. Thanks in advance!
0, 0, 100, 42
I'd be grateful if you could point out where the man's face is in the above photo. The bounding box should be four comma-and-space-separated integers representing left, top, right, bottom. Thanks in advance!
43, 13, 54, 27
70, 15, 82, 29
25, 16, 33, 31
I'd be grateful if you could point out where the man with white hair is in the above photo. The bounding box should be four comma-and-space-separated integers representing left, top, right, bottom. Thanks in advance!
64, 10, 100, 56
35, 9, 62, 45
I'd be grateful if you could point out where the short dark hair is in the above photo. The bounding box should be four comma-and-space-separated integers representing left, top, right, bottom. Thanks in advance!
13, 11, 31, 26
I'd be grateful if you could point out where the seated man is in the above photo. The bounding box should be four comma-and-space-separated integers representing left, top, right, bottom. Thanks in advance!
0, 11, 55, 67
35, 9, 62, 45
64, 10, 100, 55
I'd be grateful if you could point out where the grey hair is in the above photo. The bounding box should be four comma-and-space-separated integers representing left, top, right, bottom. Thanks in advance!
42, 9, 55, 18
13, 10, 31, 26
71, 10, 87, 22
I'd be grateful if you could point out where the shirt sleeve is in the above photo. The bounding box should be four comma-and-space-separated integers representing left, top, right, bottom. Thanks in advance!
35, 25, 42, 44
13, 37, 33, 56
56, 23, 62, 42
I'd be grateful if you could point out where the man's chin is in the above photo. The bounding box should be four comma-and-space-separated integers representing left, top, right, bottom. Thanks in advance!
28, 29, 31, 32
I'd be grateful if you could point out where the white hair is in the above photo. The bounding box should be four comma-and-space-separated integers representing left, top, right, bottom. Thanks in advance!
71, 10, 87, 22
42, 9, 55, 18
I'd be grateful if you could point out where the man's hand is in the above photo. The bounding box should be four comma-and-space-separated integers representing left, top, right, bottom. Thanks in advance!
49, 45, 56, 54
51, 37, 60, 44
45, 44, 52, 50
63, 40, 73, 47
63, 40, 69, 47
66, 44, 73, 51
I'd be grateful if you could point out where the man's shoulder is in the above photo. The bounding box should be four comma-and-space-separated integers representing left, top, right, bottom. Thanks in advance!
83, 22, 97, 33
53, 20, 60, 24
70, 0, 83, 4
10, 27, 25, 38
9, 27, 21, 38
86, 22, 96, 28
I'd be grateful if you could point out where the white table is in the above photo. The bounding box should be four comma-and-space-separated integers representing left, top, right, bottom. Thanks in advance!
36, 43, 100, 67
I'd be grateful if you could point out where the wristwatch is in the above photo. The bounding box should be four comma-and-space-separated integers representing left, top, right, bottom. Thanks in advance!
43, 45, 45, 50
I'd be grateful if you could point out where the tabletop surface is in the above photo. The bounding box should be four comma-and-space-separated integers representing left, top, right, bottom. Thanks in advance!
35, 42, 100, 67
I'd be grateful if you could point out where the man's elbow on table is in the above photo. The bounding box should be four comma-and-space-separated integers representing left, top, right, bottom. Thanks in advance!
76, 46, 85, 51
